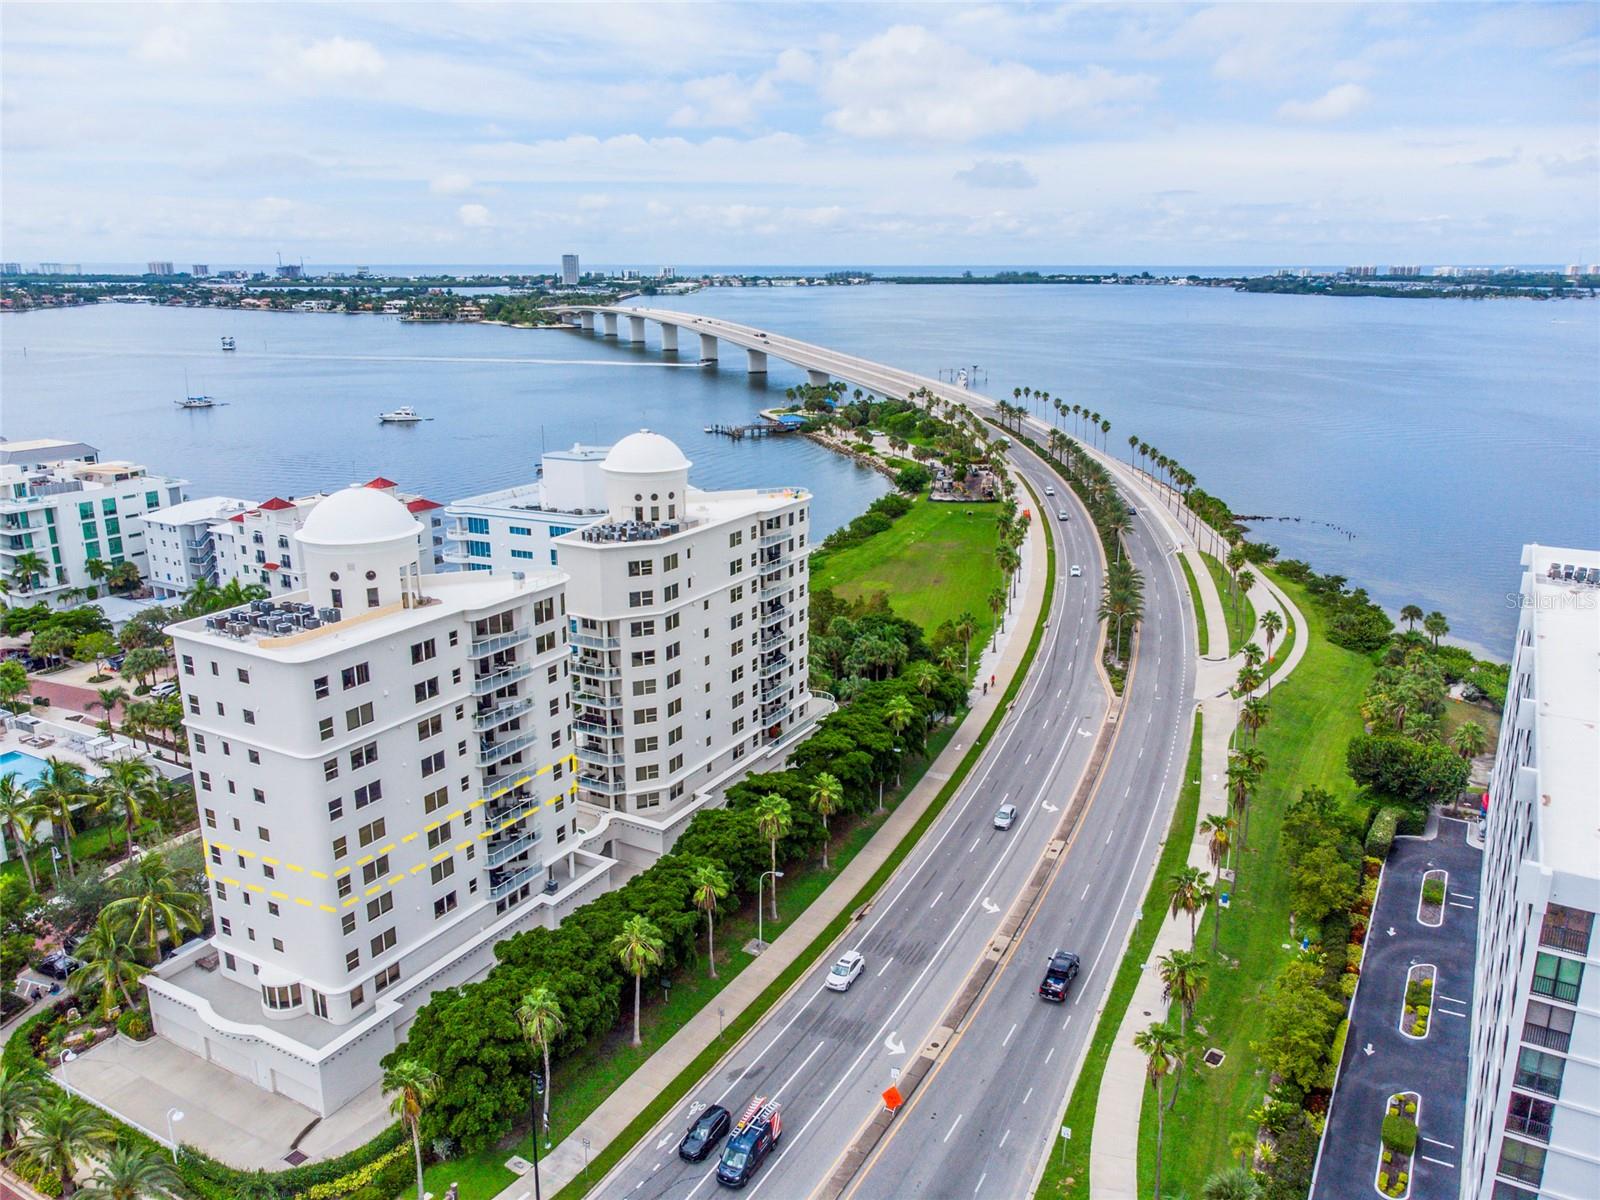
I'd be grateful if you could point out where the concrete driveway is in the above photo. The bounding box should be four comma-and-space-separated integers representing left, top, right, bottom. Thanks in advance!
1313, 817, 1481, 1200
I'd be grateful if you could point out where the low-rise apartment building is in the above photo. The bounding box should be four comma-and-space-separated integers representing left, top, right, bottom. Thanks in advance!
444, 444, 610, 573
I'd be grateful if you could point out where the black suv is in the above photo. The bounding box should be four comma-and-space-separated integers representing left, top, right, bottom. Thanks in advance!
678, 1104, 731, 1162
1039, 949, 1080, 1001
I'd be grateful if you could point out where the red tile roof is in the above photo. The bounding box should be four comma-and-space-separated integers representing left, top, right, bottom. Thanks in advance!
364, 476, 398, 489
258, 497, 295, 511
406, 498, 442, 513
229, 513, 246, 522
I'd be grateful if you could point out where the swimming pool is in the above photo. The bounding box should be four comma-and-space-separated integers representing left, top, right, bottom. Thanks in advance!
0, 749, 51, 789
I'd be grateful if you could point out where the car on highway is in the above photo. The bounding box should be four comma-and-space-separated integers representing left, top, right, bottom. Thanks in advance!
1044, 485, 1055, 496
717, 1098, 781, 1188
826, 950, 866, 992
1069, 564, 1083, 577
993, 803, 1018, 830
677, 1104, 732, 1162
1057, 509, 1069, 520
1039, 949, 1081, 1002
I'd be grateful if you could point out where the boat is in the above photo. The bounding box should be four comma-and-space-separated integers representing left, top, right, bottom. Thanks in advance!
176, 395, 220, 410
378, 406, 426, 424
220, 336, 236, 351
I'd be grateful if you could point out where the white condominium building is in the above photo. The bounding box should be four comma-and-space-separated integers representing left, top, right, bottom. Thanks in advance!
145, 485, 614, 1116
1462, 545, 1600, 1200
142, 496, 252, 600
0, 439, 187, 607
210, 477, 446, 596
444, 444, 610, 574
555, 432, 819, 860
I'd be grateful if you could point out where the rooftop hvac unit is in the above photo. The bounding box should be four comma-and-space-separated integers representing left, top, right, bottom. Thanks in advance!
303, 616, 321, 630
226, 622, 249, 638
325, 609, 342, 623
274, 620, 294, 635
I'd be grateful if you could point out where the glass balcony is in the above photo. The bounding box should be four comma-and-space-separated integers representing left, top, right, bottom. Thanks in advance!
759, 627, 787, 649
569, 628, 621, 650
470, 628, 531, 657
489, 862, 542, 899
576, 743, 625, 767
759, 653, 788, 677
574, 716, 622, 737
760, 528, 789, 547
486, 827, 541, 868
472, 663, 533, 694
571, 656, 622, 679
478, 731, 539, 767
578, 772, 626, 796
474, 696, 534, 731
573, 687, 622, 709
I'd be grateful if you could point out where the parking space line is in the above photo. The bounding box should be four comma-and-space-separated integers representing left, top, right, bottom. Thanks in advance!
1448, 901, 1474, 909
1437, 994, 1467, 1005
1420, 1156, 1456, 1169
1423, 1137, 1455, 1150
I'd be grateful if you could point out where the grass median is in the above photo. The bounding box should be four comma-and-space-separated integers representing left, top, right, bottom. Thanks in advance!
1202, 552, 1256, 656
540, 503, 1057, 1200
1034, 709, 1204, 1199
1177, 554, 1209, 657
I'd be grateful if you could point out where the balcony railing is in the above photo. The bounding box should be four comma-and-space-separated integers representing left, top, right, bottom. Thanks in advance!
1504, 1112, 1553, 1143
573, 717, 622, 737
1539, 923, 1592, 955
579, 772, 626, 796
760, 579, 789, 600
760, 628, 787, 649
573, 688, 622, 709
470, 628, 531, 657
475, 696, 534, 731
569, 629, 621, 650
490, 862, 542, 900
486, 827, 541, 868
1520, 1022, 1572, 1053
442, 545, 473, 564
759, 654, 788, 677
761, 697, 791, 721
576, 743, 625, 767
571, 657, 622, 679
1530, 975, 1582, 1004
1513, 1065, 1563, 1098
472, 663, 533, 694
760, 528, 789, 546
488, 796, 539, 826
478, 731, 539, 767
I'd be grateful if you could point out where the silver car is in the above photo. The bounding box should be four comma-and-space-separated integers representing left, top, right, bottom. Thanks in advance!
993, 803, 1018, 830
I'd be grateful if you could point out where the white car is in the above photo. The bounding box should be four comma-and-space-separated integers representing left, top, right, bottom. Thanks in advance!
826, 950, 866, 992
1057, 509, 1070, 520
150, 680, 178, 698
993, 803, 1018, 830
1070, 564, 1083, 578
1044, 485, 1056, 496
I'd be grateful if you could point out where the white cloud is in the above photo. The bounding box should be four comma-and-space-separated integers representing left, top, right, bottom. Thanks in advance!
429, 173, 474, 195
457, 203, 491, 227
670, 73, 773, 128
134, 28, 190, 64
954, 159, 1039, 189
1278, 84, 1371, 123
771, 48, 815, 84
823, 25, 1153, 141
297, 36, 385, 80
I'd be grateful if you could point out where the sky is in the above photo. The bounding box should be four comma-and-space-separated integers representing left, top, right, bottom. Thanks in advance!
3, 2, 1597, 268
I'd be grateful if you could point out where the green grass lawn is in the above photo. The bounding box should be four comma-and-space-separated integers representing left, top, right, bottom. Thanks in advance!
812, 495, 1003, 667
1178, 554, 1210, 657
1135, 573, 1375, 1197
1262, 602, 1297, 683
1443, 698, 1499, 755
414, 727, 963, 1200
1202, 552, 1257, 657
0, 817, 163, 892
1037, 711, 1204, 1200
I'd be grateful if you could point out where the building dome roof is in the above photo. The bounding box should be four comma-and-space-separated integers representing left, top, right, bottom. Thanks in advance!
603, 430, 691, 476
298, 485, 422, 548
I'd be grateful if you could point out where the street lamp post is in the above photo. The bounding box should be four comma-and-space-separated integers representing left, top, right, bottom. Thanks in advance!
165, 1107, 184, 1165
756, 870, 784, 951
528, 1071, 544, 1200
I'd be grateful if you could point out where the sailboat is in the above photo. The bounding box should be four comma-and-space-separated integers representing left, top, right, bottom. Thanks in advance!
177, 370, 225, 409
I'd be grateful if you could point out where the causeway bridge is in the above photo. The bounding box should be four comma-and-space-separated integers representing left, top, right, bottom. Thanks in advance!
552, 304, 981, 407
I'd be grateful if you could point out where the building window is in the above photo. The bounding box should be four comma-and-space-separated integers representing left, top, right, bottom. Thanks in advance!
257, 826, 270, 842
319, 717, 335, 741
367, 892, 393, 921
634, 736, 659, 753
627, 559, 654, 577
332, 835, 348, 860
427, 821, 452, 849
182, 654, 195, 676
324, 757, 340, 781
631, 650, 657, 667
1495, 1137, 1545, 1185
414, 677, 440, 703
366, 587, 381, 608
1504, 1093, 1555, 1143
357, 818, 386, 847
350, 742, 379, 770
328, 796, 345, 821
411, 638, 437, 664
203, 807, 216, 828
337, 874, 353, 898
1521, 1000, 1575, 1052
342, 913, 357, 935
421, 751, 446, 778
374, 963, 401, 993
430, 858, 455, 884
434, 891, 458, 918
633, 678, 657, 696
1540, 904, 1594, 955
345, 702, 375, 731
346, 949, 361, 972
198, 771, 212, 792
311, 990, 329, 1019
219, 917, 232, 936
633, 707, 658, 724
417, 714, 442, 740
341, 663, 371, 689
361, 854, 391, 885
423, 786, 450, 813
1514, 1047, 1565, 1097
635, 764, 660, 782
628, 590, 654, 608
313, 675, 330, 700
1530, 952, 1583, 1003
262, 983, 301, 1010
253, 788, 265, 805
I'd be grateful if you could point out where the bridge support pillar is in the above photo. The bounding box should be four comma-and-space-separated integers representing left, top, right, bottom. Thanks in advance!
699, 333, 718, 362
627, 315, 647, 343
746, 348, 768, 374
602, 312, 618, 337
579, 311, 594, 331
659, 323, 678, 353
807, 369, 829, 387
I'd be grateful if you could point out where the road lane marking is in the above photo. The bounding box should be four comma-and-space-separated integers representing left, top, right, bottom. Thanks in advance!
1045, 1046, 1055, 1065
1081, 884, 1091, 899
1062, 1013, 1072, 1030
1002, 1021, 1018, 1048
969, 836, 981, 853
943, 1113, 963, 1143
1023, 1087, 1033, 1105
973, 1174, 987, 1194
877, 957, 893, 977
690, 1041, 826, 1199
930, 891, 945, 908
999, 1129, 1011, 1150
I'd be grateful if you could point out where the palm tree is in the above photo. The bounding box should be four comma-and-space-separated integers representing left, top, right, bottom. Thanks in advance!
75, 1142, 182, 1200
883, 694, 918, 774
17, 1096, 113, 1196
1200, 813, 1236, 952
1201, 1165, 1262, 1200
954, 611, 978, 676
96, 758, 158, 858
515, 987, 565, 1138
1239, 695, 1270, 744
754, 793, 791, 921
613, 914, 665, 1048
1423, 610, 1449, 647
691, 864, 730, 978
383, 1059, 440, 1200
32, 758, 92, 878
809, 772, 843, 869
1157, 949, 1208, 1034
0, 1063, 46, 1156
1133, 1022, 1181, 1200
1227, 747, 1267, 846
69, 911, 149, 1009
1258, 609, 1283, 691
9, 550, 48, 594
1127, 433, 1139, 465
106, 851, 202, 958
1452, 720, 1489, 760
94, 686, 128, 734
0, 773, 43, 892
1167, 865, 1210, 944
1399, 604, 1424, 632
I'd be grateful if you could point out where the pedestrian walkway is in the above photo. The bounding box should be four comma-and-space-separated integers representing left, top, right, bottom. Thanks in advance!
489, 471, 1052, 1200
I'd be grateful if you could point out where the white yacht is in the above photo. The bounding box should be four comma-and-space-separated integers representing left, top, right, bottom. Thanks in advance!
176, 395, 220, 410
378, 406, 425, 424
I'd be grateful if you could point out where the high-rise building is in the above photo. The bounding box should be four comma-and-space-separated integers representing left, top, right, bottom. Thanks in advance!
0, 263, 21, 276
144, 485, 603, 1115
659, 266, 676, 279
147, 260, 175, 276
142, 496, 253, 599
557, 432, 823, 843
1462, 544, 1600, 1200
192, 264, 210, 278
561, 253, 580, 286
0, 439, 187, 608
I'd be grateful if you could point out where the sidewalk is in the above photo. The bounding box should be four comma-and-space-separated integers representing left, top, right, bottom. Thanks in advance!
491, 475, 1052, 1200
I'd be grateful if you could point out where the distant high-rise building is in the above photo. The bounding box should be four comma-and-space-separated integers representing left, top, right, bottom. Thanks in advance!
1390, 266, 1421, 277
561, 254, 579, 286
147, 261, 175, 276
0, 263, 20, 276
276, 263, 303, 279
38, 262, 78, 275
1345, 265, 1378, 278
1461, 544, 1600, 1200
192, 264, 210, 278
659, 266, 676, 279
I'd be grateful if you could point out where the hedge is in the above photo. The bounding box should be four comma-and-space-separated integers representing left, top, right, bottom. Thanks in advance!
1381, 1112, 1418, 1155
1364, 806, 1401, 858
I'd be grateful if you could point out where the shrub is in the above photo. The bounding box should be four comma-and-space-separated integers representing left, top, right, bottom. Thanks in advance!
1340, 973, 1359, 998
295, 1142, 408, 1200
116, 1008, 151, 1040
1378, 1172, 1390, 1191
1364, 807, 1401, 858
1346, 943, 1364, 972
1421, 878, 1446, 905
1382, 1112, 1418, 1154
1405, 978, 1433, 1007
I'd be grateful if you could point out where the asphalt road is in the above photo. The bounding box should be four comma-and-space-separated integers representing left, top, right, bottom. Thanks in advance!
594, 442, 1112, 1200
837, 433, 1195, 1200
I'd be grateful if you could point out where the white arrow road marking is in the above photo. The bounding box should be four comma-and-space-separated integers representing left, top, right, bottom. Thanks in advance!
885, 1032, 906, 1055
1042, 801, 1059, 812
1363, 1043, 1376, 1056
1079, 727, 1092, 737
982, 896, 1000, 914
657, 1134, 672, 1150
